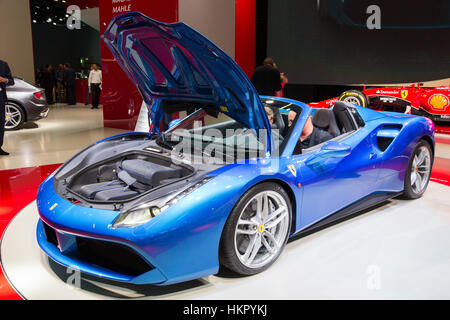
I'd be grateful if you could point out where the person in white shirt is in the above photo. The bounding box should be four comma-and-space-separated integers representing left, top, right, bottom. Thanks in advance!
88, 63, 102, 109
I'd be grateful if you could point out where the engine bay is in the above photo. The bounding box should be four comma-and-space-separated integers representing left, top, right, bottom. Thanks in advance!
67, 152, 194, 202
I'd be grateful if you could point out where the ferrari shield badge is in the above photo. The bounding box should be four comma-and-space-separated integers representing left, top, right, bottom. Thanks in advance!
288, 164, 297, 177
401, 90, 408, 99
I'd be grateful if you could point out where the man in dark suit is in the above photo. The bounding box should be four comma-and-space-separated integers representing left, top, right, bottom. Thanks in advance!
63, 63, 77, 105
251, 57, 282, 96
42, 65, 55, 105
0, 59, 15, 156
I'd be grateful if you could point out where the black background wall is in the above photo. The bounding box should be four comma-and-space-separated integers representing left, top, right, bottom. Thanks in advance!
263, 0, 450, 102
32, 22, 101, 74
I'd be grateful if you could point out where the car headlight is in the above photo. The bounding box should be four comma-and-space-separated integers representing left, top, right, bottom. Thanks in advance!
113, 177, 213, 228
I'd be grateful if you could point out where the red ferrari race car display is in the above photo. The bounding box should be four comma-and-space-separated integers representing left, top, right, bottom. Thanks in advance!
310, 84, 450, 123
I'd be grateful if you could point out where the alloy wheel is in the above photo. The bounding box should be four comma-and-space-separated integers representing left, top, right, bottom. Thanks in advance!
5, 104, 23, 130
234, 190, 290, 269
410, 145, 431, 194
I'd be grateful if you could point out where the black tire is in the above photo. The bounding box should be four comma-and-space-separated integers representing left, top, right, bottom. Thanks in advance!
338, 90, 369, 108
219, 182, 292, 276
4, 102, 25, 131
403, 140, 433, 199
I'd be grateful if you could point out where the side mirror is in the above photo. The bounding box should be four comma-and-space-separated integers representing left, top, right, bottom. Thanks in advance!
306, 141, 351, 166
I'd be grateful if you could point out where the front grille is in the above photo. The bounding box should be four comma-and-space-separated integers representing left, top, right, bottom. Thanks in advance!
75, 237, 154, 277
42, 223, 153, 277
43, 222, 58, 246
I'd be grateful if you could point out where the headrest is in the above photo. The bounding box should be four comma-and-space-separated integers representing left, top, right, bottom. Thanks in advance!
312, 109, 332, 129
333, 101, 353, 111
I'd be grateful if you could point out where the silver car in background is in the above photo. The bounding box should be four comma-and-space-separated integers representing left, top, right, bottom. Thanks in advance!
5, 78, 49, 130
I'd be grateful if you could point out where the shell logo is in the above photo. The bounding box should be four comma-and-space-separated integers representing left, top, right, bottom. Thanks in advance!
428, 94, 449, 110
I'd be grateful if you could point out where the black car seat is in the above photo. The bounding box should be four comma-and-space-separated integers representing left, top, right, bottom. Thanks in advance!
266, 105, 285, 135
311, 109, 340, 137
332, 101, 356, 133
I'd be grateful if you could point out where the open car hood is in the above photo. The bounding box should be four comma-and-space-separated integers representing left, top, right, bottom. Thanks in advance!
103, 12, 271, 140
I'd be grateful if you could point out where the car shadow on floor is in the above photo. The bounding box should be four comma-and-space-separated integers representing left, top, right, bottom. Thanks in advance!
20, 122, 38, 130
48, 258, 211, 299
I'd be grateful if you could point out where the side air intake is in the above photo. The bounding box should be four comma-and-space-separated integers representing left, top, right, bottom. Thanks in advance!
376, 124, 402, 152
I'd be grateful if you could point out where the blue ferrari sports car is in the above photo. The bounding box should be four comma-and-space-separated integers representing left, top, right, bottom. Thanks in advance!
36, 12, 435, 286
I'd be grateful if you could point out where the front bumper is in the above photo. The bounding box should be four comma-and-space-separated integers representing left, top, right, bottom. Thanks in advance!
36, 220, 167, 284
36, 177, 228, 285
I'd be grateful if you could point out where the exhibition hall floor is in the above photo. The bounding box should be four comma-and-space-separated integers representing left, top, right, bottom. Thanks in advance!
0, 104, 450, 300
0, 104, 127, 171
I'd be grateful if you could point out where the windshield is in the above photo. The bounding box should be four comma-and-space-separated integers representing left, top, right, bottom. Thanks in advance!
157, 109, 267, 164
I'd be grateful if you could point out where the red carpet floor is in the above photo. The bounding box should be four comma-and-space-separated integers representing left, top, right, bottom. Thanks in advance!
0, 158, 449, 300
0, 164, 61, 300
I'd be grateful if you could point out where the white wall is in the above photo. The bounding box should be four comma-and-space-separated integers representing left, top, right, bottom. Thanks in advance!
81, 7, 100, 31
0, 0, 35, 82
178, 0, 236, 59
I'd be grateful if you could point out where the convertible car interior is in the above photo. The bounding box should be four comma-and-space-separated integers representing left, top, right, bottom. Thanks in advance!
310, 101, 361, 138
284, 101, 364, 155
267, 101, 358, 136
